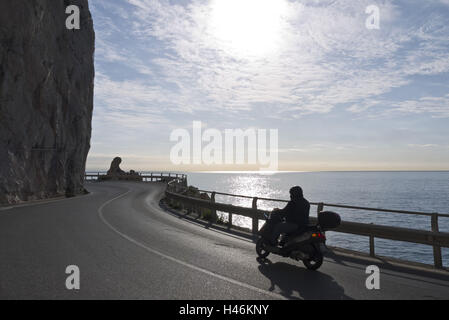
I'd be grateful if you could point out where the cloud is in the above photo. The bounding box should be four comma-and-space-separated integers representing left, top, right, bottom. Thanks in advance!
407, 144, 439, 148
393, 94, 449, 117
279, 143, 369, 153
348, 94, 449, 118
103, 0, 446, 120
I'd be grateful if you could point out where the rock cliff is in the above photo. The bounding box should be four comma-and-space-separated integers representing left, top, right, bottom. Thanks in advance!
0, 0, 95, 204
100, 157, 143, 181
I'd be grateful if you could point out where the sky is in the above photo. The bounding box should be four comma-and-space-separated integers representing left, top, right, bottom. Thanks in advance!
87, 0, 449, 172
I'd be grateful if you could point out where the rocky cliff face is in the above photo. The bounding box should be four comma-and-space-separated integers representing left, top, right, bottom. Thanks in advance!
0, 0, 95, 204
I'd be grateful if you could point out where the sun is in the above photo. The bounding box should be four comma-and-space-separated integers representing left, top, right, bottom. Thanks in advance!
209, 0, 288, 58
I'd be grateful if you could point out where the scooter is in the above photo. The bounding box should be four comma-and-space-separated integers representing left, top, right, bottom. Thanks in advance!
256, 210, 340, 270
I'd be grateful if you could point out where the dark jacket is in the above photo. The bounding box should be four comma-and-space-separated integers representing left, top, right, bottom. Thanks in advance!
278, 197, 310, 226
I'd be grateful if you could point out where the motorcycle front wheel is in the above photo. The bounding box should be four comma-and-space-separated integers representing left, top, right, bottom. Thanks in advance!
303, 250, 323, 270
256, 238, 270, 258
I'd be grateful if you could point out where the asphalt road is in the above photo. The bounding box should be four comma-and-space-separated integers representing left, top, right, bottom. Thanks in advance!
0, 181, 448, 299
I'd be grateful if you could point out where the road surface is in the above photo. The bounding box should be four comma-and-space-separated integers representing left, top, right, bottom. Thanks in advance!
1, 181, 448, 299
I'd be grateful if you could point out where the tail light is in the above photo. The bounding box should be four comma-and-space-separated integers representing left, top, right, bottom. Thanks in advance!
312, 232, 326, 240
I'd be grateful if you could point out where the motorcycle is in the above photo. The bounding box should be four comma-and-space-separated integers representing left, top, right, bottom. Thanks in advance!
256, 210, 340, 271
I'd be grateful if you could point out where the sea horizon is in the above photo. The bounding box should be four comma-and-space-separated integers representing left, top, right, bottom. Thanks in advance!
86, 169, 449, 173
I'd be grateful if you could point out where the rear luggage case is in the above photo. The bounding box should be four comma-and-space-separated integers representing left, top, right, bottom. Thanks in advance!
318, 211, 341, 230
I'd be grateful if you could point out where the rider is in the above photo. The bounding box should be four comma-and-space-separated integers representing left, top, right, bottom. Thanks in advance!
270, 186, 310, 245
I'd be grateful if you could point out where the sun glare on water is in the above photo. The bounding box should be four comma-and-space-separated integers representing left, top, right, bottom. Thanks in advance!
209, 0, 289, 58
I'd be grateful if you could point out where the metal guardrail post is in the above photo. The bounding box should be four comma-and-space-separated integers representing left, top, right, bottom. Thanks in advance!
211, 192, 217, 223
431, 213, 443, 268
370, 236, 375, 257
317, 202, 324, 214
369, 225, 375, 257
252, 197, 258, 234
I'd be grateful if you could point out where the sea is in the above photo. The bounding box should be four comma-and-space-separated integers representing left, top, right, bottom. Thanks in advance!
186, 171, 449, 267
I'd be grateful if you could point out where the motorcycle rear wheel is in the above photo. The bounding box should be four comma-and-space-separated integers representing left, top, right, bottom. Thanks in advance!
256, 238, 270, 258
303, 250, 323, 270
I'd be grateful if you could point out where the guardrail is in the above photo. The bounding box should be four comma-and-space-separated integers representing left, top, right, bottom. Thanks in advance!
165, 178, 449, 269
85, 172, 187, 184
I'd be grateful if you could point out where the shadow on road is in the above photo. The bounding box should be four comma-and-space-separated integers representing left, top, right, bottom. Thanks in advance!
257, 258, 352, 300
325, 249, 449, 284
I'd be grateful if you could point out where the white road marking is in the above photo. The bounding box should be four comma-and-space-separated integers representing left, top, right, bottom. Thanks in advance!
98, 188, 287, 300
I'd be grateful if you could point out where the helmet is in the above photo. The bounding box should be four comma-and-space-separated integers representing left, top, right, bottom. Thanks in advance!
290, 186, 303, 199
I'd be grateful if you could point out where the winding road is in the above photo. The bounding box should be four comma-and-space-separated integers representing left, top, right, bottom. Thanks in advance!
1, 181, 448, 299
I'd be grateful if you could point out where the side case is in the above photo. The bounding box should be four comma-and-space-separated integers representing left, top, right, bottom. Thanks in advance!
318, 211, 341, 230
